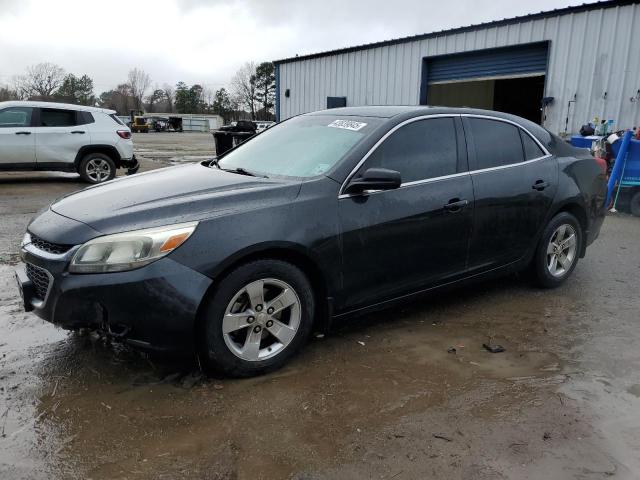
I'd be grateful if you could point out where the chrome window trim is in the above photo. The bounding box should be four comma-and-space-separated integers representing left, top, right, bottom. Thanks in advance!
338, 113, 553, 200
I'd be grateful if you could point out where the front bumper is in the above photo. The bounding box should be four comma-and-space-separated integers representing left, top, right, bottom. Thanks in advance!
17, 242, 213, 352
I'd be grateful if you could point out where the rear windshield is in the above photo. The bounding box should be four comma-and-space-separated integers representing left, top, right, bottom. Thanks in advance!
109, 114, 125, 126
218, 115, 382, 178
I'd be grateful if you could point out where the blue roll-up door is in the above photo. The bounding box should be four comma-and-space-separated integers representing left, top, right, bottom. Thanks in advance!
426, 42, 549, 84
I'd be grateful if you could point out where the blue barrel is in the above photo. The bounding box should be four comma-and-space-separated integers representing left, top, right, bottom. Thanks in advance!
611, 137, 640, 186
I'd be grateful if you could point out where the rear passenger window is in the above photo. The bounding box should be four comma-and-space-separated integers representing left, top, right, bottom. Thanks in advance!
467, 118, 524, 169
520, 129, 546, 160
40, 108, 76, 127
362, 117, 458, 183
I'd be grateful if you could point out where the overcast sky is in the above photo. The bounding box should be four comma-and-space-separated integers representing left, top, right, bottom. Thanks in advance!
0, 0, 596, 93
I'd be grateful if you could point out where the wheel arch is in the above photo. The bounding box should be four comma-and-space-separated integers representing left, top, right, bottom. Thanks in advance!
74, 145, 121, 170
547, 201, 589, 257
194, 243, 333, 339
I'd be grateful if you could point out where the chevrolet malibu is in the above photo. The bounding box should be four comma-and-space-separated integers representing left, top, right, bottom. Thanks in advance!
16, 107, 606, 377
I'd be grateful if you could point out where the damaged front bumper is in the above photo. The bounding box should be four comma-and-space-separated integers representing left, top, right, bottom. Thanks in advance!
16, 235, 212, 352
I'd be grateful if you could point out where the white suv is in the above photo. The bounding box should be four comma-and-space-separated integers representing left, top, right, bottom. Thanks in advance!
0, 101, 137, 184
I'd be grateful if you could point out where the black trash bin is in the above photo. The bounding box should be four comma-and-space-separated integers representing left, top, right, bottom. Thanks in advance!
213, 121, 257, 156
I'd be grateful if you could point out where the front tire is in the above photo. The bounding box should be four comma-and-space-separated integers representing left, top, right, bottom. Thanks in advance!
78, 153, 116, 184
199, 259, 315, 377
533, 212, 582, 288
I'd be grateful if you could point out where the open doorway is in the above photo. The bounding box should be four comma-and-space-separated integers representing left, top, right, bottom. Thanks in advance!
427, 75, 545, 124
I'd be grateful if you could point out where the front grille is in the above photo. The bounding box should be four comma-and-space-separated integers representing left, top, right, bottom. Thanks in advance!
26, 263, 51, 301
29, 234, 73, 255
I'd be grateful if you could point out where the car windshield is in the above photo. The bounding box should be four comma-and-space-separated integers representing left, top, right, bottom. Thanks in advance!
217, 115, 381, 177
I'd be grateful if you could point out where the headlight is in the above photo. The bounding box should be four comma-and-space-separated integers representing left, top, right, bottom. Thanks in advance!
69, 222, 198, 273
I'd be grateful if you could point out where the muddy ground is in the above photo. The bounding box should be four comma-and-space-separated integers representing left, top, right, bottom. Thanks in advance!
1, 133, 640, 479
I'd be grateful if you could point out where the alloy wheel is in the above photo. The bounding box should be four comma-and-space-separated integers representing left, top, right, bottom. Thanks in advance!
222, 278, 301, 361
546, 224, 577, 277
86, 158, 112, 182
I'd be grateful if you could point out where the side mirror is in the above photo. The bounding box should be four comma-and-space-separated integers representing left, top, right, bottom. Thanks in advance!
345, 168, 402, 194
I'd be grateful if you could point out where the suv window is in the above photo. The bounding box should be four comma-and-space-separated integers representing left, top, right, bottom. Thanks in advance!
361, 117, 458, 183
467, 118, 524, 169
76, 111, 95, 125
520, 129, 546, 160
109, 113, 125, 126
0, 107, 33, 128
40, 108, 77, 127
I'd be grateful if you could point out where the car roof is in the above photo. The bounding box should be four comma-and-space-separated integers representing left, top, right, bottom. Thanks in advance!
305, 105, 531, 119
305, 105, 552, 143
0, 100, 116, 115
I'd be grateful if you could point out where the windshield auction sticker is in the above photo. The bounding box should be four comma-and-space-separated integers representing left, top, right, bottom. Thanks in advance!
327, 119, 367, 131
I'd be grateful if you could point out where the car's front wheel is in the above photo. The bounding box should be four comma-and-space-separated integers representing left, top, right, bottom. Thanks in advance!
78, 153, 116, 184
199, 259, 315, 377
533, 212, 582, 288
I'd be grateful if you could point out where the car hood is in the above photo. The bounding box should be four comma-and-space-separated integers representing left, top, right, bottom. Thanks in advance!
50, 163, 301, 234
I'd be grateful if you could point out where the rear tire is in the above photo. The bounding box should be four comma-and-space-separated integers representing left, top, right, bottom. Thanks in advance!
199, 259, 315, 377
78, 153, 116, 184
533, 212, 582, 288
630, 190, 640, 217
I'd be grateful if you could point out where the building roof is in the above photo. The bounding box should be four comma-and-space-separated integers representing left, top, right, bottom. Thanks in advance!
273, 0, 636, 64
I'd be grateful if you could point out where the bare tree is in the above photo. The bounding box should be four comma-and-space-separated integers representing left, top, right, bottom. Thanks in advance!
146, 84, 165, 113
14, 62, 65, 99
231, 62, 258, 120
0, 84, 20, 101
127, 68, 152, 111
162, 83, 174, 113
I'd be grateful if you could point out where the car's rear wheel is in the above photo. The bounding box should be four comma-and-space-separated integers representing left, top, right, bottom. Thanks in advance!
533, 212, 582, 288
199, 259, 315, 377
79, 153, 116, 184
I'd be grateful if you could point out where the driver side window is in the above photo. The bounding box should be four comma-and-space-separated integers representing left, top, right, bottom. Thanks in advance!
359, 117, 458, 183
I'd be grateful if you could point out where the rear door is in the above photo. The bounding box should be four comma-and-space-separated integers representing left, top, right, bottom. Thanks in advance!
338, 116, 474, 309
463, 116, 557, 273
0, 106, 35, 165
33, 108, 90, 166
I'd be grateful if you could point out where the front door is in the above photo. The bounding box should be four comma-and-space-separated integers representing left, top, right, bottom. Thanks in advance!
0, 106, 35, 165
338, 116, 474, 310
33, 108, 88, 166
462, 116, 558, 273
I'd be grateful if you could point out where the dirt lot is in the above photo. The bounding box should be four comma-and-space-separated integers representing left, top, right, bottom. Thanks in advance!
1, 134, 640, 479
132, 132, 216, 164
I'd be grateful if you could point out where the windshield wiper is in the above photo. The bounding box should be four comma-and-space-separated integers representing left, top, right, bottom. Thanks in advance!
209, 158, 267, 177
222, 167, 267, 178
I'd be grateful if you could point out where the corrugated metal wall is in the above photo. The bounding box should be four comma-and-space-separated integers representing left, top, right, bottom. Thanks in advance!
277, 2, 640, 134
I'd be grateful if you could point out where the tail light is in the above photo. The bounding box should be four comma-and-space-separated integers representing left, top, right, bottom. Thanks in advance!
117, 130, 131, 139
594, 157, 607, 174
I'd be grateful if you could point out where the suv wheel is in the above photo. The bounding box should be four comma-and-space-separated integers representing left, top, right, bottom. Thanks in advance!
533, 212, 582, 288
79, 153, 116, 184
199, 259, 315, 377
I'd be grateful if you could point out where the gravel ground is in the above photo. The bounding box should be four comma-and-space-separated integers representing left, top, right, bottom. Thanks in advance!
1, 134, 640, 479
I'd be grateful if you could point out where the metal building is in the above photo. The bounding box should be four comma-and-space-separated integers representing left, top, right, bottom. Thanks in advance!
274, 0, 640, 135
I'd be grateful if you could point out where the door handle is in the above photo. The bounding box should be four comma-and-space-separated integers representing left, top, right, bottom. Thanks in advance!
70, 131, 86, 134
15, 131, 31, 135
532, 180, 549, 191
444, 198, 469, 212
